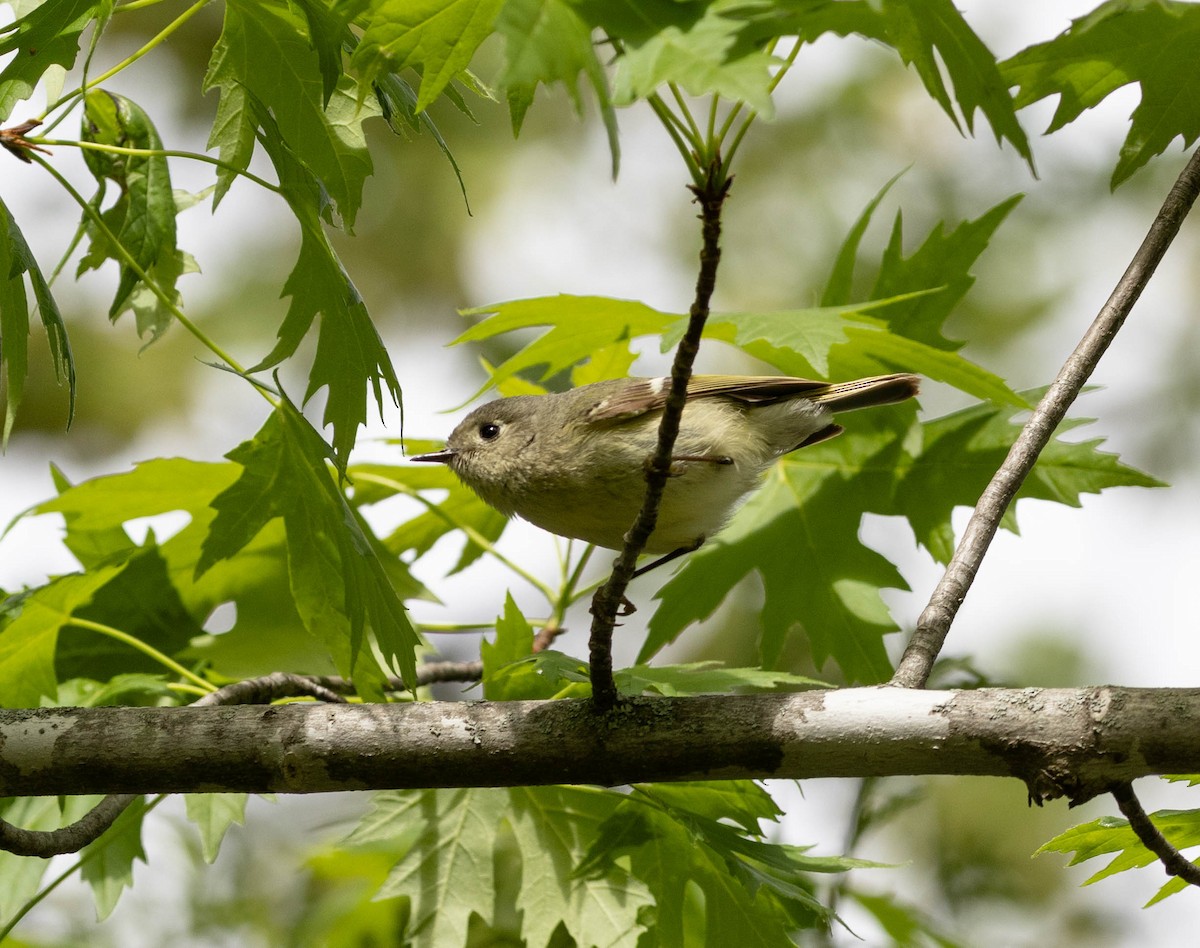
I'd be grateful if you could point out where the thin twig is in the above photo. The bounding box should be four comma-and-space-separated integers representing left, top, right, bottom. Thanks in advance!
891, 147, 1200, 689
1111, 782, 1200, 886
586, 163, 732, 710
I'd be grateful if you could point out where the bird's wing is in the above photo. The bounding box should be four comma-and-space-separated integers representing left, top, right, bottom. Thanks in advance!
585, 373, 918, 422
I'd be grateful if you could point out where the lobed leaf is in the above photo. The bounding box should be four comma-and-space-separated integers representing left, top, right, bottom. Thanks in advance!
1002, 1, 1200, 187
80, 796, 148, 921
454, 295, 675, 396
897, 396, 1165, 563
248, 102, 401, 465
781, 0, 1030, 163
198, 402, 420, 692
368, 788, 511, 945
184, 793, 249, 865
0, 566, 121, 707
205, 0, 374, 225
480, 591, 534, 699
1038, 807, 1200, 902
0, 195, 74, 446
78, 90, 184, 339
351, 0, 506, 113
646, 408, 917, 681
0, 0, 107, 121
496, 0, 620, 174
508, 785, 653, 948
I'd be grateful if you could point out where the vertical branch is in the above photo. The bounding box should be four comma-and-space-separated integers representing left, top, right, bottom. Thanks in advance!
892, 148, 1200, 689
587, 161, 732, 710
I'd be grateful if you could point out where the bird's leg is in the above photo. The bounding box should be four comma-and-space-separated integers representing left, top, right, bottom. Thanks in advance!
632, 538, 705, 580
672, 453, 733, 465
668, 455, 732, 476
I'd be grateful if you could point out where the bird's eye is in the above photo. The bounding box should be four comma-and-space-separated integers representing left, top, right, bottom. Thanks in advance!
479, 422, 501, 441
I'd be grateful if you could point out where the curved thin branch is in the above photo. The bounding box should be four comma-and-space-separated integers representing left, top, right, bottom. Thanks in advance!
1111, 782, 1200, 886
0, 793, 137, 859
892, 147, 1200, 689
587, 162, 732, 709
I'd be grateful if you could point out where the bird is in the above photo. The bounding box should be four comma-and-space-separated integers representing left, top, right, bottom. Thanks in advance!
414, 372, 920, 567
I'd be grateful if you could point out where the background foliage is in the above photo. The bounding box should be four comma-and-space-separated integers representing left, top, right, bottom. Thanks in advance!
1, 0, 1199, 944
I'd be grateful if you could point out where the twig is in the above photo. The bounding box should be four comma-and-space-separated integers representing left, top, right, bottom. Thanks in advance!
891, 147, 1200, 689
533, 619, 566, 653
1111, 782, 1200, 886
586, 162, 732, 710
0, 672, 347, 858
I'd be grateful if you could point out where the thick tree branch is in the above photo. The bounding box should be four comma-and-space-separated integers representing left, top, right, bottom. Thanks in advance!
1111, 782, 1200, 887
588, 162, 732, 708
892, 148, 1200, 688
0, 671, 348, 858
4, 688, 1200, 815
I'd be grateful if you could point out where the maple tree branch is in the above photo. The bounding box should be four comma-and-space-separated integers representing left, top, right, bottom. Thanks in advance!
588, 160, 732, 709
1110, 782, 1200, 887
4, 688, 1200, 820
892, 146, 1200, 689
0, 672, 347, 858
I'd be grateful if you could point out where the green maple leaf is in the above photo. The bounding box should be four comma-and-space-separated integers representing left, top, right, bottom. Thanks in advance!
247, 102, 401, 466
198, 401, 420, 692
81, 797, 148, 920
184, 793, 248, 864
508, 786, 653, 948
0, 196, 74, 446
496, 0, 619, 174
78, 90, 185, 339
897, 396, 1165, 563
351, 0, 506, 112
1038, 807, 1200, 904
608, 5, 778, 117
0, 0, 108, 121
454, 295, 675, 395
204, 0, 374, 224
579, 791, 845, 943
358, 788, 511, 946
875, 0, 1031, 163
0, 566, 121, 707
1002, 0, 1200, 187
776, 0, 1030, 163
480, 592, 535, 699
33, 458, 344, 680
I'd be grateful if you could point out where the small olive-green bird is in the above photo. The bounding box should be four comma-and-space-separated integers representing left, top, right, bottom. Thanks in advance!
415, 373, 919, 560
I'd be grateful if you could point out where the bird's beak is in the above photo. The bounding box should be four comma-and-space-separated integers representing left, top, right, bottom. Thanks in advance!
412, 450, 455, 463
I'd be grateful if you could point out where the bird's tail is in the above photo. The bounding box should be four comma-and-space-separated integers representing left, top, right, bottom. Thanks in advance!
811, 373, 921, 413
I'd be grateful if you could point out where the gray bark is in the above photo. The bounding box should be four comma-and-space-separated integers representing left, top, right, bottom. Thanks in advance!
3, 687, 1198, 805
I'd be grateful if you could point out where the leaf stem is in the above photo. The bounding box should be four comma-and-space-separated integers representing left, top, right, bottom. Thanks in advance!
38, 0, 212, 131
350, 471, 558, 603
667, 83, 702, 148
29, 153, 253, 379
556, 543, 595, 620
65, 617, 215, 692
891, 146, 1200, 688
646, 94, 702, 184
35, 138, 282, 194
116, 0, 176, 12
